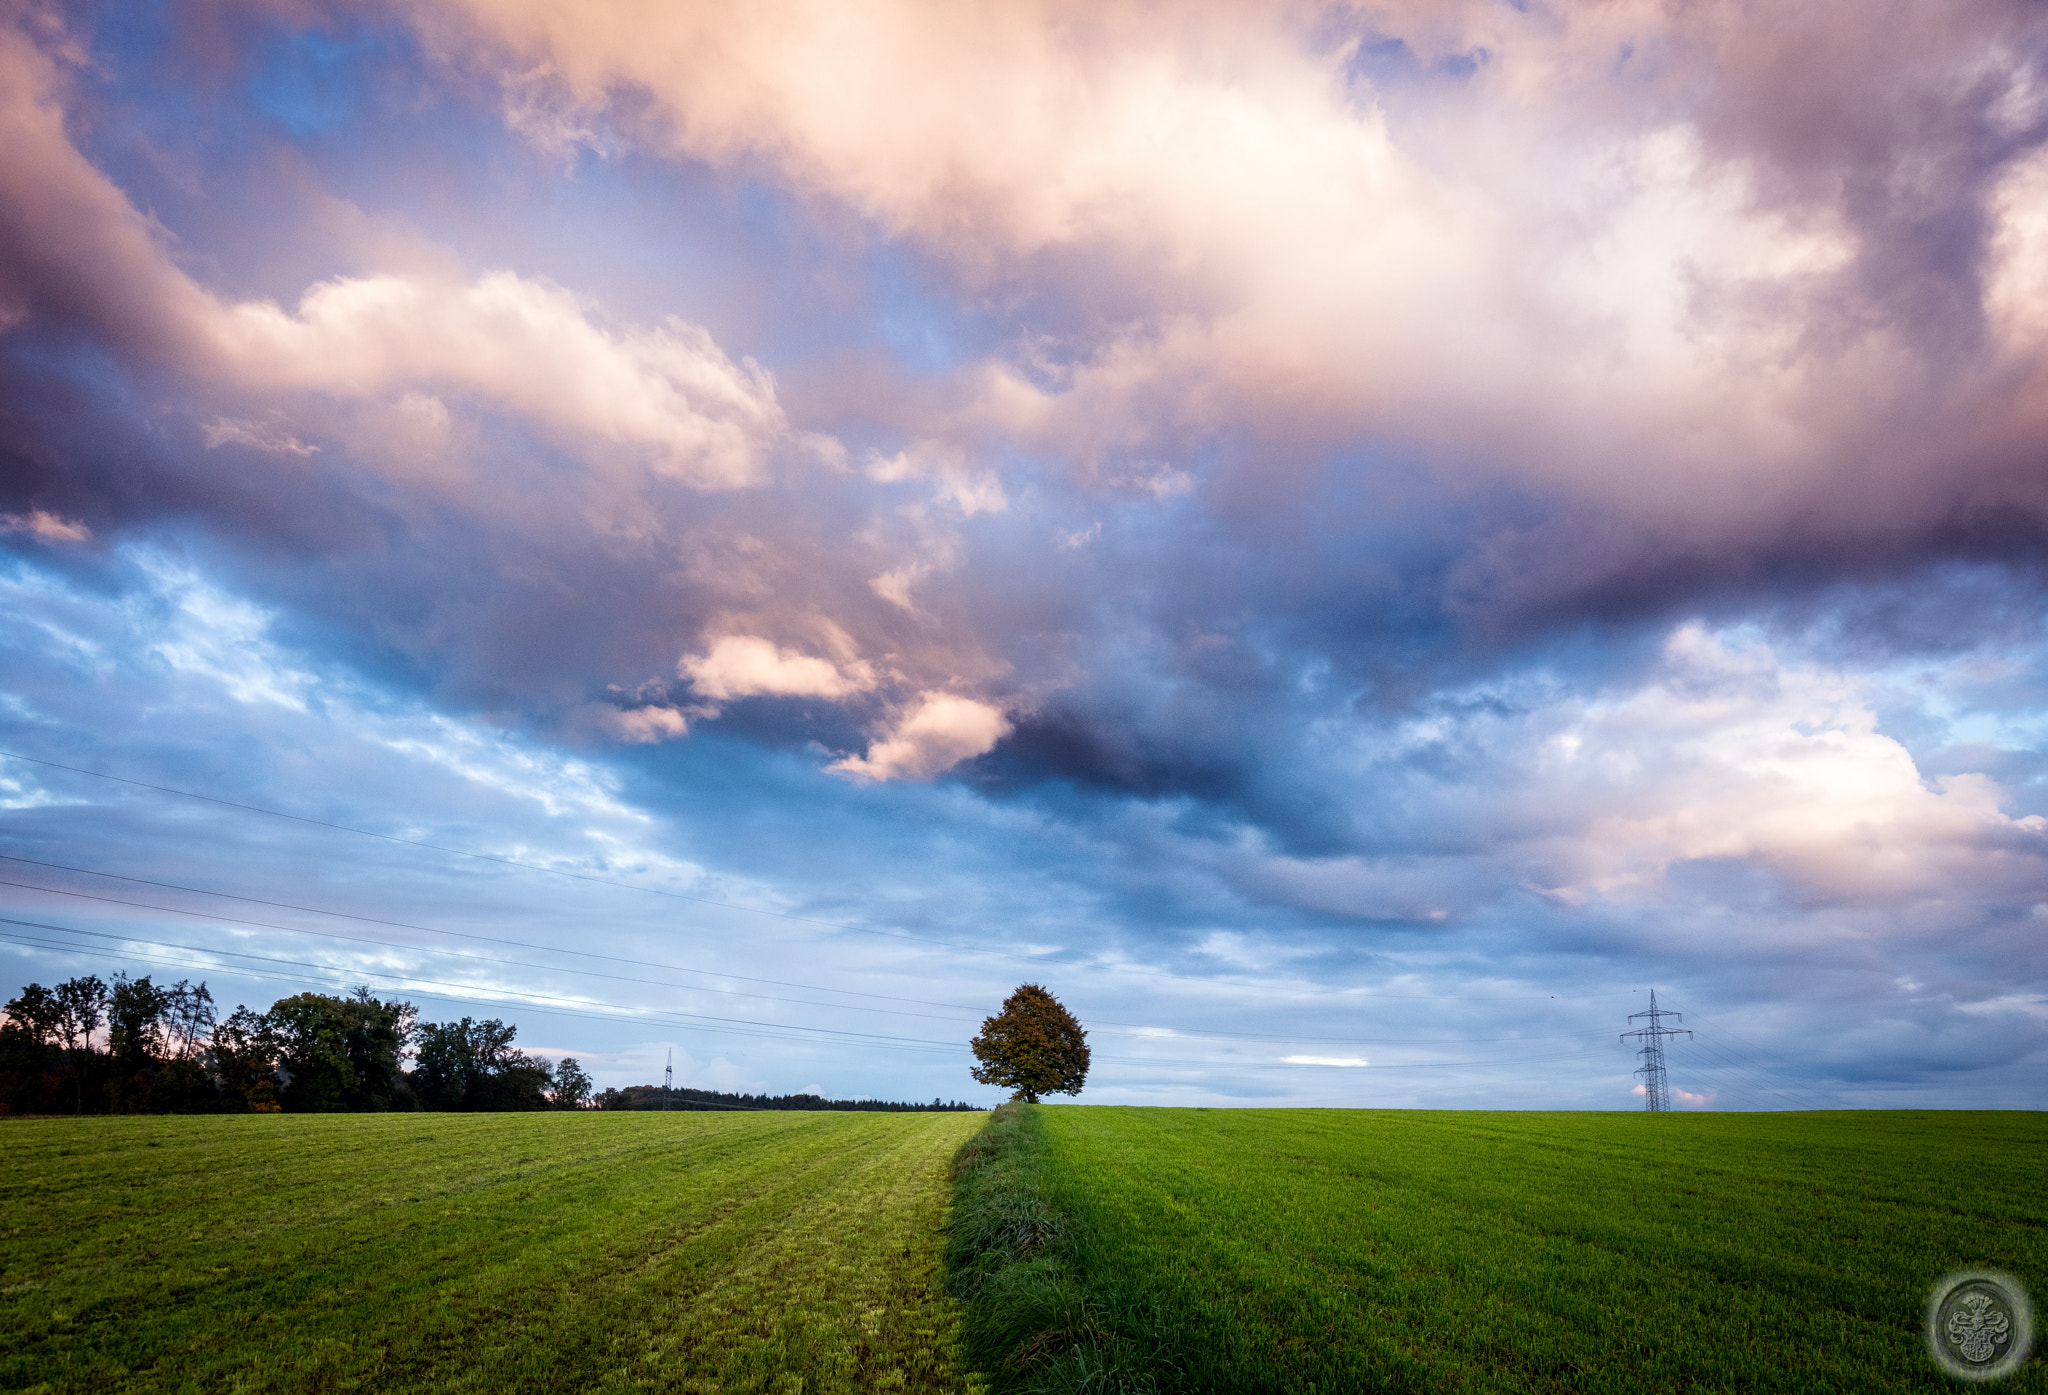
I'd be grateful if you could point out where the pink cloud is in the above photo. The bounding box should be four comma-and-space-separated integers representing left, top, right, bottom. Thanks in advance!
601, 704, 691, 743
0, 509, 90, 544
678, 635, 875, 701
830, 692, 1012, 782
0, 17, 785, 493
404, 0, 2048, 565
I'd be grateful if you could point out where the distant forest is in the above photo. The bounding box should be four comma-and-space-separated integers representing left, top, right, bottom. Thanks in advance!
594, 1083, 982, 1112
0, 973, 589, 1115
0, 972, 971, 1116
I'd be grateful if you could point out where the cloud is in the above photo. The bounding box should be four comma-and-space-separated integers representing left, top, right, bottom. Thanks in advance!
601, 704, 690, 743
410, 0, 2048, 608
0, 12, 1048, 781
830, 692, 1012, 781
866, 444, 1006, 516
678, 636, 875, 702
1283, 1055, 1370, 1067
217, 272, 784, 490
0, 510, 89, 544
868, 564, 931, 613
202, 417, 319, 457
1027, 611, 2048, 1011
0, 16, 785, 493
1507, 624, 2048, 907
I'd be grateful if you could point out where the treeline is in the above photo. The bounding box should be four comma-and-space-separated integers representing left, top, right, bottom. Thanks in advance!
595, 1083, 983, 1112
0, 974, 592, 1115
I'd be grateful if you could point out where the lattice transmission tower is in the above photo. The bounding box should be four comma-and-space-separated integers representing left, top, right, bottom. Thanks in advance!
663, 1049, 674, 1111
1620, 990, 1691, 1111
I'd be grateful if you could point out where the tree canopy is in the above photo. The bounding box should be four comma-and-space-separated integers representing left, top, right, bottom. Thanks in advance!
1, 976, 589, 1115
412, 1016, 554, 1111
968, 983, 1090, 1103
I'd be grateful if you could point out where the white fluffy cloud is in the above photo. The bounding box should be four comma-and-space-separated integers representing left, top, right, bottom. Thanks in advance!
677, 636, 876, 701
601, 704, 692, 743
830, 692, 1012, 782
217, 273, 783, 489
1516, 625, 2048, 905
1199, 622, 2048, 947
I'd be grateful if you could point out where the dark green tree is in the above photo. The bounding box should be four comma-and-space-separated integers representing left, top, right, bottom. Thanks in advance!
263, 988, 415, 1112
1, 983, 63, 1114
411, 1017, 549, 1111
105, 973, 172, 1113
968, 983, 1090, 1103
151, 980, 219, 1112
3, 983, 60, 1039
51, 975, 106, 1115
208, 1005, 281, 1111
549, 1056, 593, 1110
164, 980, 216, 1061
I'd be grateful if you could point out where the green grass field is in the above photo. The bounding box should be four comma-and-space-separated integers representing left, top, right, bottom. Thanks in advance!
1, 1110, 985, 1394
949, 1106, 2048, 1393
9, 1108, 2043, 1393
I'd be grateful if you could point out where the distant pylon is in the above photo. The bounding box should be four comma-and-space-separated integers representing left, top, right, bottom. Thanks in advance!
1620, 990, 1691, 1111
663, 1049, 674, 1111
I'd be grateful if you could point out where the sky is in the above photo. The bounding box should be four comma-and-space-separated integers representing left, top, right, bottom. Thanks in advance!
2, 0, 2046, 1110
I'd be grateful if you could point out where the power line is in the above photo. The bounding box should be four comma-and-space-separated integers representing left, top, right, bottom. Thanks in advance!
0, 750, 1633, 1004
0, 749, 1052, 963
1675, 1040, 1814, 1111
0, 930, 876, 1112
0, 867, 1612, 1051
0, 855, 1611, 1042
0, 920, 1617, 1077
1680, 1017, 1837, 1109
0, 915, 968, 1055
0, 927, 965, 1058
1663, 1039, 1781, 1110
1685, 1029, 1835, 1110
0, 875, 981, 1026
0, 853, 983, 1013
1085, 1046, 1611, 1071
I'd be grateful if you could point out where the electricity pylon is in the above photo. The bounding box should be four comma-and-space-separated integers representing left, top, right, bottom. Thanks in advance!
1620, 990, 1691, 1111
663, 1049, 674, 1111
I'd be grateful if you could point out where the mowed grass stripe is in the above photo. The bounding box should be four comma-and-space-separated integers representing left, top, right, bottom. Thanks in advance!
2, 1111, 987, 1393
1031, 1108, 2047, 1393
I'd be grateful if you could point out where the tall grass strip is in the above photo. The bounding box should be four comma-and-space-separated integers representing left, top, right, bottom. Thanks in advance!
944, 1103, 1171, 1394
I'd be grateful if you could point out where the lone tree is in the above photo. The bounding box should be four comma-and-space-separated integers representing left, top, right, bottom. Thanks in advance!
969, 983, 1090, 1103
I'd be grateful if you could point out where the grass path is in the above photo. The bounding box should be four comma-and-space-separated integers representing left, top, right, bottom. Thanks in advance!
1, 1110, 986, 1394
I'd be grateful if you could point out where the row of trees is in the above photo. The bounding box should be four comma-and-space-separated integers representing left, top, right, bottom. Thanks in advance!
4, 973, 1094, 1115
591, 1084, 983, 1112
0, 974, 592, 1115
